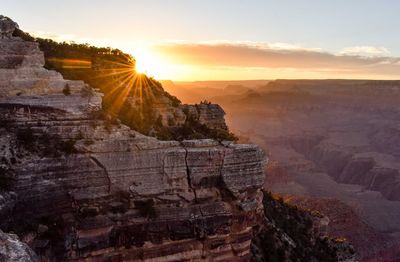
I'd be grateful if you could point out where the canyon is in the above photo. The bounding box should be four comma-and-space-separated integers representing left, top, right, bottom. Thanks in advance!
165, 79, 400, 261
0, 17, 356, 262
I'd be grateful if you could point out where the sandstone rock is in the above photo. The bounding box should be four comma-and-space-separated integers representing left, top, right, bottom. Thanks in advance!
0, 34, 267, 261
0, 16, 18, 39
183, 103, 228, 130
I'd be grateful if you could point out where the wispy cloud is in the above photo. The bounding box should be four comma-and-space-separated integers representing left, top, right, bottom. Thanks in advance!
338, 46, 391, 57
154, 42, 400, 78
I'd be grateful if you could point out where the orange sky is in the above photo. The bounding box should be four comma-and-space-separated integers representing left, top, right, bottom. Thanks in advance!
128, 42, 400, 81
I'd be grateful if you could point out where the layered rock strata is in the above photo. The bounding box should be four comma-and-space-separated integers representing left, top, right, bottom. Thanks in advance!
0, 34, 266, 261
289, 136, 400, 201
151, 97, 227, 129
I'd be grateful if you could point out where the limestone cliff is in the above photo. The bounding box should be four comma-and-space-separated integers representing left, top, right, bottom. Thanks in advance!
0, 17, 357, 262
0, 22, 266, 261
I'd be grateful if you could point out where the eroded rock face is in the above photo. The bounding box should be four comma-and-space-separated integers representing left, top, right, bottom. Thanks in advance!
0, 15, 18, 39
250, 192, 356, 262
0, 230, 39, 262
151, 100, 227, 129
0, 32, 266, 261
183, 104, 228, 130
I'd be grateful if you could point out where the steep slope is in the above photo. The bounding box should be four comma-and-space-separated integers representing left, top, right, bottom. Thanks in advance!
0, 230, 40, 262
251, 192, 355, 262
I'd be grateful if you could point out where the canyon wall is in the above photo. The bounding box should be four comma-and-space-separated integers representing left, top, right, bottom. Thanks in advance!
0, 34, 266, 261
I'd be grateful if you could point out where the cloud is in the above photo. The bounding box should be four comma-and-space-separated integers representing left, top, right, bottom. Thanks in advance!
154, 42, 400, 78
338, 46, 391, 57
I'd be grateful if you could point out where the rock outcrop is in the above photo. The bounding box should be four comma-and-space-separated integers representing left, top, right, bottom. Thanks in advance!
183, 104, 228, 130
0, 15, 18, 39
0, 23, 266, 261
250, 192, 356, 262
149, 98, 227, 130
0, 230, 39, 262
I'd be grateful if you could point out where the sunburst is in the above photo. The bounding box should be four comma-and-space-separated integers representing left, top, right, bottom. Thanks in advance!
89, 54, 157, 122
132, 47, 168, 78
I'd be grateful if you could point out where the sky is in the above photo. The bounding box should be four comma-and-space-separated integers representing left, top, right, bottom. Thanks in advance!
3, 0, 400, 80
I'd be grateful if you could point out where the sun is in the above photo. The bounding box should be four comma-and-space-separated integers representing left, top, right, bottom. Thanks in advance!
132, 47, 168, 78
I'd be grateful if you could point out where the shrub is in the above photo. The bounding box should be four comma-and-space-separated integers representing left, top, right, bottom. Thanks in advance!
134, 199, 157, 219
251, 191, 347, 262
16, 127, 34, 144
0, 167, 15, 190
84, 139, 95, 146
60, 139, 77, 154
62, 84, 71, 95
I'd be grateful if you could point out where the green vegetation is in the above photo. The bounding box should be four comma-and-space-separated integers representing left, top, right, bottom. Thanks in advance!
0, 167, 14, 191
16, 127, 77, 156
251, 191, 354, 262
62, 84, 71, 95
157, 113, 238, 141
134, 199, 157, 219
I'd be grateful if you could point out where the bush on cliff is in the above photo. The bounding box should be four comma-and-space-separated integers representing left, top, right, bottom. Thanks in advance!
15, 127, 77, 156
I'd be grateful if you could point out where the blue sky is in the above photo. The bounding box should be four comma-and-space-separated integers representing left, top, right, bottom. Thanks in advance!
3, 0, 400, 80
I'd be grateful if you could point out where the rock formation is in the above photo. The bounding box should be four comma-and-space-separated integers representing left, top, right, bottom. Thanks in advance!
0, 15, 18, 39
0, 19, 266, 261
250, 192, 356, 262
0, 230, 40, 262
183, 103, 228, 130
150, 97, 227, 130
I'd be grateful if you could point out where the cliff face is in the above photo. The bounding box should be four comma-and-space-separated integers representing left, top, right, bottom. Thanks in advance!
251, 192, 356, 262
0, 30, 266, 261
183, 104, 228, 130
